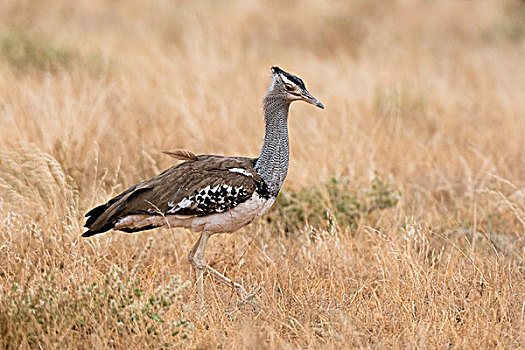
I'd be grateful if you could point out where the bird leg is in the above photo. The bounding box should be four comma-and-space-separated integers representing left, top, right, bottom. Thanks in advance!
188, 232, 246, 300
188, 232, 210, 299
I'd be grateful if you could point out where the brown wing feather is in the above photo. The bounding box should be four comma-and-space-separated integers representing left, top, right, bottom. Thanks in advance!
162, 149, 197, 161
83, 155, 260, 236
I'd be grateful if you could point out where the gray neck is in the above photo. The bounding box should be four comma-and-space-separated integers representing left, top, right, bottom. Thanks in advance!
254, 95, 291, 196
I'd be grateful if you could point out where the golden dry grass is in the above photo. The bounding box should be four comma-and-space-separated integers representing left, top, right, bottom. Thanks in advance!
1, 0, 525, 348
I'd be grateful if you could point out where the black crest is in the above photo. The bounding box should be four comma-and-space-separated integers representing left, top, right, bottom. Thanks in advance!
271, 66, 306, 90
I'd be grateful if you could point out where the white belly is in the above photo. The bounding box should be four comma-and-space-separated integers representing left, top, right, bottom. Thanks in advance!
114, 193, 276, 234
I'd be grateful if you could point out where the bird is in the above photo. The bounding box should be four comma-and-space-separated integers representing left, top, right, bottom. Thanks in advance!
82, 66, 324, 298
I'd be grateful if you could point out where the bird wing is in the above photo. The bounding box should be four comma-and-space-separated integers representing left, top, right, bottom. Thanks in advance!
83, 155, 262, 236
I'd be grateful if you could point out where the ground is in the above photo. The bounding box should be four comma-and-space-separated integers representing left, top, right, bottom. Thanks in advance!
0, 0, 524, 348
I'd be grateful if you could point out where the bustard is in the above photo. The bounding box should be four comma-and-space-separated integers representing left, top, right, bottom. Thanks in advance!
83, 67, 324, 297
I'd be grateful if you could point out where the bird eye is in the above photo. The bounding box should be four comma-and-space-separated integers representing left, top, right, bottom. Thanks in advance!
284, 84, 294, 92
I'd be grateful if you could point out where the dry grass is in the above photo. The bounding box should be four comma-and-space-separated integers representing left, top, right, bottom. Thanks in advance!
1, 0, 524, 348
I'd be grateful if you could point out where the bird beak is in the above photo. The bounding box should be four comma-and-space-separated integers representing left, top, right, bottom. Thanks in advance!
301, 90, 324, 109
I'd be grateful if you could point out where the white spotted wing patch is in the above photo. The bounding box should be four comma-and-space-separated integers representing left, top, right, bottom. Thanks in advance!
175, 197, 193, 208
228, 168, 253, 177
166, 184, 250, 216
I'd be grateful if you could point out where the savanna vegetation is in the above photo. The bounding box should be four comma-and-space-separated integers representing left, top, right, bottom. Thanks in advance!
1, 0, 524, 348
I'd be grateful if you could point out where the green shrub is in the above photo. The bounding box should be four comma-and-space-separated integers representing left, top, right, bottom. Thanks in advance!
267, 174, 400, 233
1, 32, 74, 71
0, 32, 108, 74
0, 238, 193, 348
483, 2, 525, 43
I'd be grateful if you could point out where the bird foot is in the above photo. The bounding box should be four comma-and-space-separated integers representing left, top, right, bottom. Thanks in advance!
235, 286, 263, 311
232, 280, 247, 298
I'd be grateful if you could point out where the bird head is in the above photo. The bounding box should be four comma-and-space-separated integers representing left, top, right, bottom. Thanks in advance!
269, 66, 324, 109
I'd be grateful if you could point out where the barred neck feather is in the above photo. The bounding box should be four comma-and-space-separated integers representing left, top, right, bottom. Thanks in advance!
254, 94, 291, 196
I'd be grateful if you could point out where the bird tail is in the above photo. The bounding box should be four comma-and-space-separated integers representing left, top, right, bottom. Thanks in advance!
82, 184, 154, 238
82, 203, 114, 237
